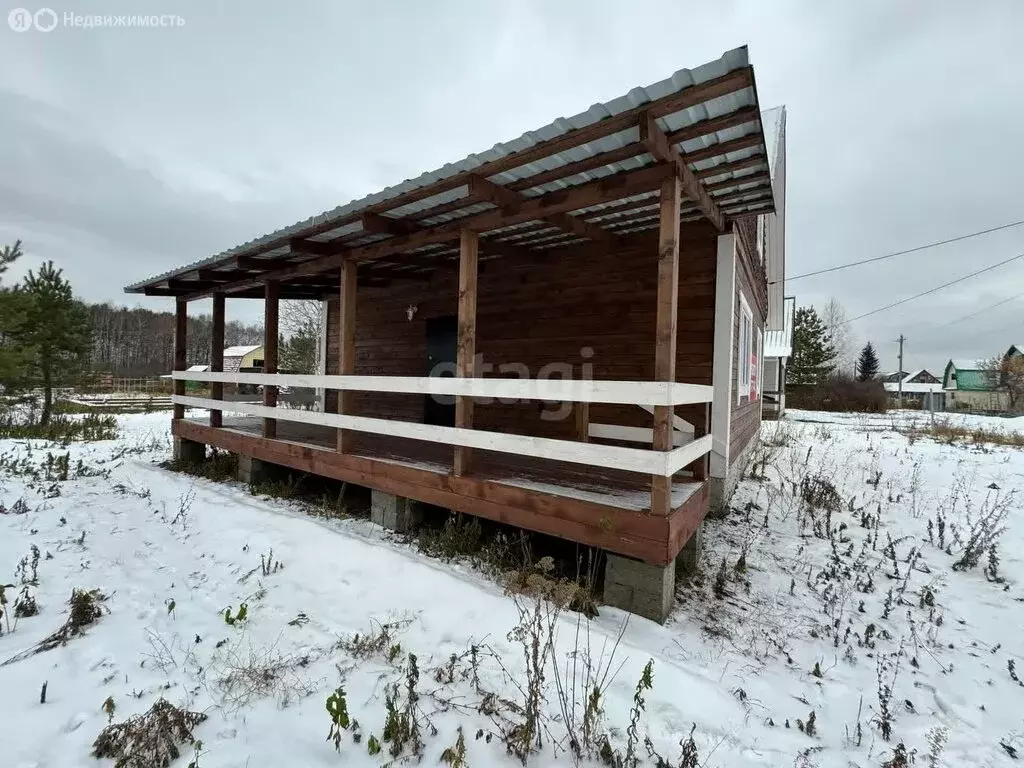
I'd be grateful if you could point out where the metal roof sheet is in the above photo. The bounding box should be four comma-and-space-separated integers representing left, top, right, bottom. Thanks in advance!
125, 45, 772, 294
764, 296, 795, 357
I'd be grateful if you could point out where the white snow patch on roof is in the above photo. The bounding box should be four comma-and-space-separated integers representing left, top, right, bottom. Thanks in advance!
223, 345, 261, 358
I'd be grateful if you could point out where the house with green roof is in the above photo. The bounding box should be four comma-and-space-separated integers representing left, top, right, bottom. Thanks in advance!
943, 358, 1009, 413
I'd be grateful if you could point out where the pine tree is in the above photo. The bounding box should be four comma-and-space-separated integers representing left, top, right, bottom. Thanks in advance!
789, 306, 836, 385
857, 342, 880, 381
17, 262, 91, 423
0, 242, 33, 390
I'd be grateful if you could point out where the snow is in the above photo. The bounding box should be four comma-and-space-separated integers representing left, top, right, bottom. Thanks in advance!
222, 345, 261, 358
882, 382, 944, 394
3, 410, 1024, 767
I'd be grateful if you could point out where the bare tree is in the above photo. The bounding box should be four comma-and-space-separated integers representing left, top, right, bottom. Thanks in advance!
982, 352, 1024, 413
821, 297, 857, 376
279, 300, 322, 374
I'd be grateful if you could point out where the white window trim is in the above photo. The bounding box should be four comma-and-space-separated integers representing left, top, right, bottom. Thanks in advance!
756, 215, 765, 265
753, 326, 762, 400
737, 293, 752, 405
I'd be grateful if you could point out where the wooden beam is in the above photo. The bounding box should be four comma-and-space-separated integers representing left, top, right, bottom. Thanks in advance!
235, 255, 285, 271
361, 212, 419, 236
651, 176, 681, 516
182, 163, 675, 300
704, 171, 770, 193
210, 293, 225, 428
290, 238, 337, 257
667, 105, 761, 145
641, 112, 724, 231
506, 105, 761, 194
683, 133, 761, 164
336, 260, 357, 453
694, 154, 767, 180
574, 401, 590, 443
173, 299, 187, 420
469, 175, 614, 243
454, 230, 478, 476
197, 268, 250, 282
262, 280, 280, 439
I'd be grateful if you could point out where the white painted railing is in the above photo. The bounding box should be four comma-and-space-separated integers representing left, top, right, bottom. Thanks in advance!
171, 372, 713, 478
171, 371, 713, 406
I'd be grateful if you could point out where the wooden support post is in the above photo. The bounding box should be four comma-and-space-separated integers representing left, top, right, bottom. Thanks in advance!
454, 230, 478, 476
210, 293, 225, 428
262, 280, 279, 438
651, 176, 681, 515
574, 401, 590, 442
173, 299, 187, 419
336, 260, 357, 453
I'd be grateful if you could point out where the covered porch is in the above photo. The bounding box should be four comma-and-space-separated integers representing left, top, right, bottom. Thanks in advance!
125, 46, 776, 621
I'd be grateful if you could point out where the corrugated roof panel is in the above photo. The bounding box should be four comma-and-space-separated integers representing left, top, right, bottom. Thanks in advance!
575, 191, 659, 216
387, 185, 471, 218
307, 221, 362, 241
417, 201, 496, 227
125, 46, 767, 293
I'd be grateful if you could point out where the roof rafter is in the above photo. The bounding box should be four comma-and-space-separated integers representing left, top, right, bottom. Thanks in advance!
181, 163, 676, 300
468, 175, 614, 243
640, 112, 724, 231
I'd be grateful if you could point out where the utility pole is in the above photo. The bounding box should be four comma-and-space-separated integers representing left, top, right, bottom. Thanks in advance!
897, 334, 906, 398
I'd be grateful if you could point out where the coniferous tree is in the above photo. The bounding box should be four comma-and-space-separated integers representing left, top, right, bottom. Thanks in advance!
17, 262, 91, 423
857, 342, 880, 381
789, 306, 836, 385
0, 242, 32, 389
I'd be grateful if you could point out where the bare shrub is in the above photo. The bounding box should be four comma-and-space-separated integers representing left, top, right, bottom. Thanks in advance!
212, 637, 318, 712
91, 698, 206, 768
952, 487, 1014, 571
788, 377, 888, 413
339, 617, 412, 660
800, 475, 843, 512
1, 588, 106, 666
550, 611, 628, 762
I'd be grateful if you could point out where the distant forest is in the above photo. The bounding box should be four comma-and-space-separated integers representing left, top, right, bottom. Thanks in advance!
86, 303, 264, 376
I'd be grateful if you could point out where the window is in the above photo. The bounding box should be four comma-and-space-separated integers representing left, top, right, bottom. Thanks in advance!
737, 294, 752, 404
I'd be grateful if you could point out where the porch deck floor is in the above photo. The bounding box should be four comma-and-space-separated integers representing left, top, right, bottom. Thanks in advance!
204, 416, 701, 512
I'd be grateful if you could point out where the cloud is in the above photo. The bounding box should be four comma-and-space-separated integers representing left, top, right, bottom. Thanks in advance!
1, 0, 1022, 363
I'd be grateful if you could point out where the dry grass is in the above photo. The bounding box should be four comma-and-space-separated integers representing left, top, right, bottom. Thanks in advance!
901, 419, 1024, 448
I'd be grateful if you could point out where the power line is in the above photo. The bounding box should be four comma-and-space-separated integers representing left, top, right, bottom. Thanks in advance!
932, 291, 1024, 330
779, 218, 1024, 284
843, 251, 1024, 325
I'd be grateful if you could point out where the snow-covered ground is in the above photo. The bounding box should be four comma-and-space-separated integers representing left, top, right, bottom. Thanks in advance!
1, 410, 1023, 767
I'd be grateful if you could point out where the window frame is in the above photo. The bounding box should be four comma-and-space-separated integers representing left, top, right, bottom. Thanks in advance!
737, 293, 753, 404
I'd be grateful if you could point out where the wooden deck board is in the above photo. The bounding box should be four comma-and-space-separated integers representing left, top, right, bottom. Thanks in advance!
176, 416, 709, 564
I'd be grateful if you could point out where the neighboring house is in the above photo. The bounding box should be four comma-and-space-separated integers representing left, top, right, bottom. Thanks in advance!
124, 47, 783, 623
943, 359, 1008, 413
879, 371, 908, 383
223, 345, 264, 373
762, 296, 794, 418
883, 369, 944, 410
759, 104, 788, 420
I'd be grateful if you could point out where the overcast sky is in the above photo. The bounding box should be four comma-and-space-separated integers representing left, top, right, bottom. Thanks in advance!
2, 0, 1023, 374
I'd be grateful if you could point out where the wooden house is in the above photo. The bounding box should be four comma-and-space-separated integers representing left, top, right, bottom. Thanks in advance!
124, 47, 785, 622
943, 359, 1007, 412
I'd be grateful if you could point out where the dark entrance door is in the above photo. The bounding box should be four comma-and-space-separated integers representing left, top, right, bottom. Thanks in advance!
424, 315, 458, 426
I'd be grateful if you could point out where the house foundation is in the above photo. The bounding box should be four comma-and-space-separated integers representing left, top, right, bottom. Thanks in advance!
603, 553, 675, 624
236, 454, 274, 485
370, 490, 423, 533
173, 436, 205, 464
676, 521, 704, 573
